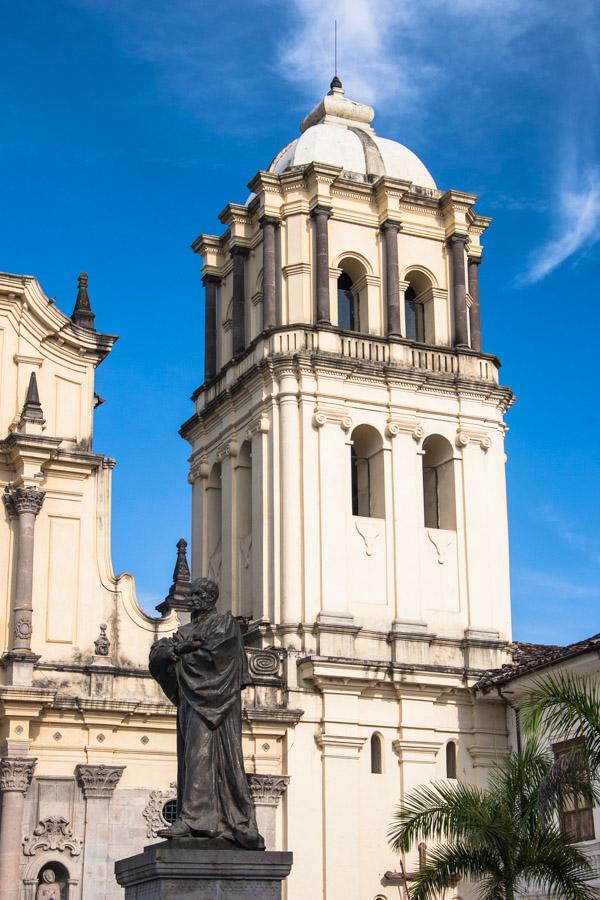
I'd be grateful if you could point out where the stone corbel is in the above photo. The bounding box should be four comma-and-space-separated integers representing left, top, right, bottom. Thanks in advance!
456, 428, 492, 452
386, 416, 424, 442
312, 404, 352, 432
247, 773, 290, 808
392, 739, 442, 765
216, 440, 238, 461
0, 756, 37, 793
187, 455, 209, 484
246, 415, 270, 440
75, 764, 124, 799
314, 733, 366, 759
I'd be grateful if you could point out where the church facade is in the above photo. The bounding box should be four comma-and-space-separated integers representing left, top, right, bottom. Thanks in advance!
1, 79, 521, 899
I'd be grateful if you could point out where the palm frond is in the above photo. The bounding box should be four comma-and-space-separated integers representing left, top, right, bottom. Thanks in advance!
537, 746, 600, 826
519, 827, 596, 900
408, 841, 503, 900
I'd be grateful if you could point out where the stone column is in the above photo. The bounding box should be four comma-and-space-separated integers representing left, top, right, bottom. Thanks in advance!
278, 373, 302, 638
247, 774, 289, 850
3, 486, 45, 684
76, 764, 125, 900
381, 221, 401, 336
311, 206, 332, 325
260, 216, 279, 332
448, 235, 469, 348
468, 255, 482, 352
0, 756, 37, 900
202, 274, 220, 381
231, 245, 249, 357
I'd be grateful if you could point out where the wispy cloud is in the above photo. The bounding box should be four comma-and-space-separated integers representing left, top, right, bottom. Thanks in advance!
519, 165, 600, 284
513, 568, 600, 601
539, 504, 600, 564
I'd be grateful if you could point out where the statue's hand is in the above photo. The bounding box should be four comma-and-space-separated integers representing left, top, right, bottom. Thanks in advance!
173, 640, 203, 657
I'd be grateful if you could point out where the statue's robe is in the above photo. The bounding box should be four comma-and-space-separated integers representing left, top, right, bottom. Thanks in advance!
149, 610, 259, 842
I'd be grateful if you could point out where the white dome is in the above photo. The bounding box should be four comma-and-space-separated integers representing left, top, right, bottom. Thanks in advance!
267, 79, 436, 190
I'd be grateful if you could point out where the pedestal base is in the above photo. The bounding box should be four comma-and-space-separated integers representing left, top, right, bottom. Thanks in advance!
115, 838, 293, 899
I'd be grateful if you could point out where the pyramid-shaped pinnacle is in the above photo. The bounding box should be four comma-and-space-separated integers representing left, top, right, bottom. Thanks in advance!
173, 538, 191, 584
156, 538, 192, 617
21, 371, 45, 422
71, 272, 96, 331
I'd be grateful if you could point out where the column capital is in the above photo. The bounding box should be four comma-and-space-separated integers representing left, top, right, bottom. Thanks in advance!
467, 254, 482, 265
247, 773, 290, 807
230, 243, 250, 258
259, 214, 281, 229
310, 204, 332, 220
380, 219, 401, 234
201, 272, 221, 286
76, 763, 125, 799
3, 486, 45, 518
447, 232, 468, 246
0, 756, 37, 793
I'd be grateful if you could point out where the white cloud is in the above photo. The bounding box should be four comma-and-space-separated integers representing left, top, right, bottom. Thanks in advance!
514, 568, 600, 601
519, 165, 600, 284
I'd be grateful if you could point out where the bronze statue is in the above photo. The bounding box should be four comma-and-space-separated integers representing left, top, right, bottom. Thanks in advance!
149, 577, 264, 850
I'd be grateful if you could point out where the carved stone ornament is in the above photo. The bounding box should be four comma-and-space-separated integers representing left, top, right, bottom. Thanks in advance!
142, 782, 177, 838
14, 617, 33, 640
247, 649, 280, 678
94, 624, 110, 656
386, 417, 424, 442
3, 485, 46, 518
23, 816, 81, 857
354, 519, 382, 557
456, 429, 492, 452
312, 405, 352, 431
426, 528, 454, 565
0, 756, 37, 793
75, 764, 124, 799
247, 774, 290, 807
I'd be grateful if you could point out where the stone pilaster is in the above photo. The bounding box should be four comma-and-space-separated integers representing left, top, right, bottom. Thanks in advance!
3, 486, 45, 685
231, 245, 249, 358
468, 255, 482, 352
448, 235, 469, 348
0, 757, 37, 900
76, 764, 124, 900
311, 206, 332, 325
260, 216, 280, 332
202, 274, 220, 381
247, 774, 289, 850
381, 221, 401, 336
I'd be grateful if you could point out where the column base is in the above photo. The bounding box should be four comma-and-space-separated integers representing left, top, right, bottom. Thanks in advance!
1, 650, 40, 687
115, 839, 293, 900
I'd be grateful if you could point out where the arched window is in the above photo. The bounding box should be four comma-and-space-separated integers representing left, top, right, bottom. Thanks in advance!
405, 285, 425, 342
337, 272, 359, 332
422, 435, 456, 530
446, 741, 457, 779
350, 425, 385, 518
370, 733, 383, 774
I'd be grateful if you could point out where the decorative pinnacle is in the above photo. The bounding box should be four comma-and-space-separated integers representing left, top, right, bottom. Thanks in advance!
157, 538, 192, 616
71, 272, 96, 331
329, 74, 343, 94
21, 371, 44, 422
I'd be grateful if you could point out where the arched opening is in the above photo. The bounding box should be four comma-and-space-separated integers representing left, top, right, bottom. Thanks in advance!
422, 435, 456, 530
337, 271, 359, 332
405, 285, 425, 342
350, 425, 385, 518
207, 462, 222, 583
370, 733, 383, 774
37, 861, 70, 898
236, 441, 253, 617
446, 740, 457, 779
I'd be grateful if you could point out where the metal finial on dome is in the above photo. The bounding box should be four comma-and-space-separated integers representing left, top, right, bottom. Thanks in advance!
71, 272, 96, 331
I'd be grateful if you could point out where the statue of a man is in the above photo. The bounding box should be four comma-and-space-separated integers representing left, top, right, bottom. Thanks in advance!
149, 577, 264, 850
36, 870, 61, 900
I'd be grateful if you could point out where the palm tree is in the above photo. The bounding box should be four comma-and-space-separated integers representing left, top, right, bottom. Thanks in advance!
388, 740, 596, 899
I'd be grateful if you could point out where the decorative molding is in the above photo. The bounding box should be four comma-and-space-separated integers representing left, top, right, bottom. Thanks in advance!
426, 528, 454, 565
188, 456, 209, 483
392, 739, 442, 764
246, 415, 270, 439
3, 486, 46, 518
142, 782, 177, 838
354, 519, 382, 557
456, 428, 492, 452
386, 416, 424, 441
14, 617, 33, 641
247, 649, 280, 678
23, 816, 81, 857
247, 773, 289, 807
216, 440, 238, 461
0, 756, 37, 793
75, 764, 124, 799
468, 746, 511, 767
314, 733, 366, 758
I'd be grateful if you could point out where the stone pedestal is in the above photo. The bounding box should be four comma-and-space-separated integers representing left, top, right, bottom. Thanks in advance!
115, 839, 293, 900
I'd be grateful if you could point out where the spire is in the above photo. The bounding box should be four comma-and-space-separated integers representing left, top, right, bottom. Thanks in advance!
329, 74, 343, 94
71, 272, 96, 331
156, 538, 192, 620
20, 371, 45, 423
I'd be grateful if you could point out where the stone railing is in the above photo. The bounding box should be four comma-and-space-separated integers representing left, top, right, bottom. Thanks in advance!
198, 326, 500, 409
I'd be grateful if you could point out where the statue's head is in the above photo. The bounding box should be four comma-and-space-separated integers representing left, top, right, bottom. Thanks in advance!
190, 578, 219, 618
42, 871, 56, 883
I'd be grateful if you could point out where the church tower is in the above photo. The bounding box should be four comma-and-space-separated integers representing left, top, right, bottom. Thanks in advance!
182, 79, 514, 899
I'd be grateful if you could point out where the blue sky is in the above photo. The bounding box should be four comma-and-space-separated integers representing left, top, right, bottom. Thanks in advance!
1, 0, 599, 644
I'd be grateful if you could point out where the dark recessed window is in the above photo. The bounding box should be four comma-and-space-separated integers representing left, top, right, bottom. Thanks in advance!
371, 733, 383, 774
338, 272, 358, 331
405, 286, 424, 342
162, 798, 178, 825
446, 741, 457, 779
